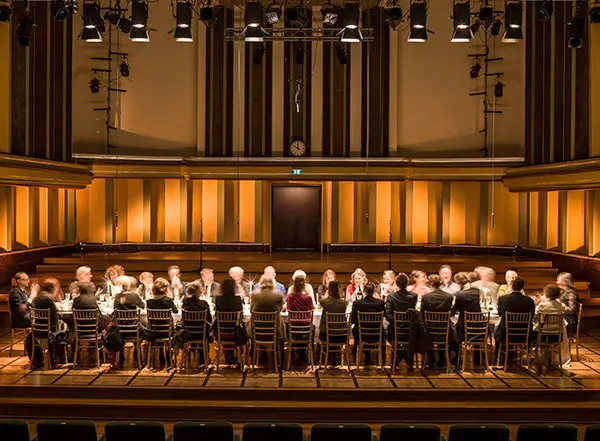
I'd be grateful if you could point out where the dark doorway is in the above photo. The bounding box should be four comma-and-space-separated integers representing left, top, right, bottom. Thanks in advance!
272, 185, 321, 251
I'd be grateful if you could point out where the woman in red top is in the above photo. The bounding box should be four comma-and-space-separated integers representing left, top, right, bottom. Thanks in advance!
287, 276, 314, 313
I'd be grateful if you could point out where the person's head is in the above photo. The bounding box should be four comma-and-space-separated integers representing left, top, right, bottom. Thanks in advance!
77, 282, 96, 296
293, 276, 306, 294
557, 272, 574, 290
14, 272, 29, 289
505, 270, 518, 286
152, 277, 170, 297
467, 271, 480, 284
167, 265, 181, 281
76, 266, 92, 283
260, 275, 275, 291
411, 270, 428, 286
291, 270, 307, 283
115, 275, 137, 292
543, 284, 561, 301
327, 280, 341, 299
382, 270, 396, 285
185, 281, 203, 299
351, 268, 367, 286
221, 277, 236, 297
105, 265, 124, 282
229, 266, 244, 283
200, 268, 214, 285
453, 272, 469, 288
512, 277, 525, 292
364, 282, 376, 297
476, 266, 496, 283
396, 273, 409, 290
41, 278, 64, 301
322, 269, 337, 286
439, 265, 453, 284
139, 272, 154, 286
428, 274, 441, 289
263, 266, 276, 279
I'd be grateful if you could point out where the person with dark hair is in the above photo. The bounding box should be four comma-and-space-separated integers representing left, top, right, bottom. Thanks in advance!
421, 274, 453, 314
439, 265, 459, 295
9, 271, 35, 328
319, 280, 347, 341
350, 282, 385, 364
287, 276, 314, 313
216, 277, 244, 313
451, 271, 482, 341
557, 272, 581, 337
183, 281, 212, 321
385, 273, 417, 368
534, 285, 565, 332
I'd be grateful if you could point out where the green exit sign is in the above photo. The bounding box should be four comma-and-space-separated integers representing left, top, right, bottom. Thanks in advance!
291, 169, 303, 175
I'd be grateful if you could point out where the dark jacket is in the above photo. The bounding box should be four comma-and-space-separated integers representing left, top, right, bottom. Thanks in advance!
215, 295, 243, 313
251, 288, 284, 313
9, 287, 31, 328
202, 281, 221, 300
351, 295, 385, 343
451, 287, 481, 339
319, 296, 347, 338
114, 291, 146, 311
384, 289, 418, 323
183, 296, 213, 323
73, 294, 99, 311
147, 295, 178, 314
495, 291, 535, 343
32, 293, 59, 333
421, 288, 453, 314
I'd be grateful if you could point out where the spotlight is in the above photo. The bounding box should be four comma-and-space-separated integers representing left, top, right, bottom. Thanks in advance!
470, 20, 481, 35
130, 26, 149, 42
335, 43, 348, 64
295, 42, 304, 65
52, 0, 70, 21
340, 27, 361, 43
453, 1, 470, 30
470, 60, 481, 78
245, 2, 263, 28
410, 1, 427, 29
119, 60, 130, 77
0, 1, 11, 22
451, 26, 472, 42
490, 19, 502, 36
81, 26, 102, 42
285, 5, 309, 27
479, 3, 493, 22
174, 26, 193, 41
536, 0, 553, 21
265, 2, 282, 24
244, 26, 263, 42
321, 3, 338, 26
407, 27, 427, 42
568, 12, 585, 48
591, 2, 600, 24
105, 11, 132, 34
253, 44, 265, 64
200, 6, 215, 26
343, 3, 360, 29
176, 1, 192, 28
494, 79, 504, 98
89, 76, 100, 93
82, 1, 100, 29
131, 1, 148, 29
502, 1, 522, 43
385, 6, 403, 30
16, 13, 34, 46
67, 0, 78, 15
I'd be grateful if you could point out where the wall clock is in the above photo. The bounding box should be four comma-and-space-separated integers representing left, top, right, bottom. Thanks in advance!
290, 139, 307, 157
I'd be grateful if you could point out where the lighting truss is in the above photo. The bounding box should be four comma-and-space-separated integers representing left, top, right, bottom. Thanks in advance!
226, 27, 375, 41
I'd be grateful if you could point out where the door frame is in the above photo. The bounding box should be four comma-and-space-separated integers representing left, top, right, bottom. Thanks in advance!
270, 183, 323, 252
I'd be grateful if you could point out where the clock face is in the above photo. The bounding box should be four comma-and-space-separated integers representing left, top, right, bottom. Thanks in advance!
290, 140, 306, 157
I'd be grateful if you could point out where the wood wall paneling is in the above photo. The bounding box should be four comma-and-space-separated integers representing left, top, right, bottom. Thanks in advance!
533, 3, 544, 165
11, 1, 27, 156
0, 15, 9, 153
30, 1, 48, 160
553, 0, 566, 163
50, 18, 65, 161
563, 4, 573, 162
541, 14, 551, 164
574, 0, 590, 160
525, 1, 533, 165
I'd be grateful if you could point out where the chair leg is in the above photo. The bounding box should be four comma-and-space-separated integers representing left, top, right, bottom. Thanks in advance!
392, 341, 397, 370
575, 339, 580, 362
286, 341, 292, 371
378, 344, 383, 370
95, 342, 100, 368
445, 345, 450, 372
503, 344, 509, 372
484, 343, 490, 371
461, 343, 467, 372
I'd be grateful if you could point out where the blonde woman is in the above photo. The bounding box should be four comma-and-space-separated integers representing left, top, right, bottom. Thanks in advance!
317, 269, 337, 302
345, 268, 367, 302
288, 270, 316, 306
137, 272, 154, 300
407, 270, 431, 301
380, 270, 397, 299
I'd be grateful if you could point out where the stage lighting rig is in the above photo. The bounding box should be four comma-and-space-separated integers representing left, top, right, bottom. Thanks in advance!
89, 76, 101, 93
568, 8, 585, 48
321, 2, 339, 27
384, 0, 402, 30
52, 0, 70, 21
502, 1, 523, 43
536, 0, 553, 21
285, 5, 309, 28
336, 43, 348, 64
591, 0, 600, 24
265, 2, 282, 24
0, 1, 11, 22
451, 1, 472, 42
17, 12, 34, 46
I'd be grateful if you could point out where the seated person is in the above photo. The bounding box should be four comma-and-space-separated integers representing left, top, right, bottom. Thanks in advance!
385, 273, 417, 367
137, 272, 154, 300
498, 270, 523, 297
350, 282, 385, 361
421, 275, 453, 313
103, 265, 125, 297
471, 266, 500, 306
229, 266, 251, 298
287, 276, 314, 313
73, 282, 110, 330
534, 285, 565, 332
317, 269, 337, 303
319, 281, 347, 342
451, 272, 482, 341
557, 272, 581, 338
252, 266, 287, 298
9, 271, 35, 328
114, 276, 146, 311
167, 265, 186, 300
200, 268, 220, 300
214, 277, 245, 364
182, 281, 213, 344
146, 277, 178, 313
31, 287, 61, 334
251, 276, 284, 313
439, 265, 460, 295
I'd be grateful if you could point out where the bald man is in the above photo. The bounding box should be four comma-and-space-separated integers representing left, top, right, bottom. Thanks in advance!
229, 266, 251, 298
252, 266, 287, 299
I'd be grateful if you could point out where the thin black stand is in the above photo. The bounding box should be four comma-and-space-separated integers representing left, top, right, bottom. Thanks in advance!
388, 220, 392, 270
197, 219, 204, 274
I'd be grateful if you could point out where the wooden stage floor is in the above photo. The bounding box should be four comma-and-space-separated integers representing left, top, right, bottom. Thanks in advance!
3, 328, 600, 423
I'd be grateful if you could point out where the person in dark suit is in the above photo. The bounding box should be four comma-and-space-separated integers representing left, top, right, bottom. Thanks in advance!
319, 281, 347, 341
73, 282, 100, 311
114, 276, 146, 311
251, 276, 284, 314
200, 268, 220, 300
9, 272, 35, 328
32, 290, 60, 333
146, 277, 178, 313
421, 275, 453, 314
494, 277, 535, 364
451, 271, 482, 341
183, 281, 213, 322
385, 273, 417, 367
351, 282, 385, 363
215, 277, 244, 314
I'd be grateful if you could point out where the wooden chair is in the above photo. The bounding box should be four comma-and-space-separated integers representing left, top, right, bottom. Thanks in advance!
215, 310, 245, 371
285, 310, 315, 370
570, 304, 583, 361
181, 309, 210, 370
251, 311, 281, 372
29, 308, 52, 370
536, 313, 565, 369
497, 312, 532, 372
318, 312, 350, 371
460, 311, 490, 371
423, 311, 451, 371
73, 309, 102, 368
356, 311, 384, 370
391, 311, 413, 370
146, 309, 175, 369
113, 309, 142, 369
7, 307, 29, 358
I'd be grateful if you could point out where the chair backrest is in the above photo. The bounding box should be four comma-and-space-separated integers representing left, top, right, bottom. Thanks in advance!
73, 309, 99, 340
243, 423, 304, 441
311, 423, 372, 441
324, 312, 349, 343
30, 308, 51, 338
173, 422, 234, 441
147, 309, 173, 339
105, 422, 166, 441
424, 311, 451, 344
380, 424, 441, 441
114, 309, 140, 340
449, 424, 510, 441
0, 420, 30, 441
252, 311, 279, 344
584, 424, 600, 441
358, 311, 384, 342
288, 310, 314, 341
215, 310, 243, 343
575, 303, 584, 338
516, 424, 578, 441
182, 309, 208, 342
37, 421, 97, 441
393, 311, 411, 342
505, 312, 532, 343
539, 313, 564, 337
464, 311, 489, 343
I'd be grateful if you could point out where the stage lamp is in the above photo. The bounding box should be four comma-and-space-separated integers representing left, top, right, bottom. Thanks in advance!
130, 26, 149, 42
479, 3, 493, 22
52, 0, 70, 21
106, 11, 132, 34
343, 3, 359, 29
568, 12, 585, 48
245, 2, 263, 28
452, 26, 472, 42
253, 44, 265, 64
335, 43, 348, 64
0, 1, 11, 22
265, 2, 281, 24
591, 1, 600, 24
16, 13, 34, 46
321, 2, 338, 26
174, 26, 193, 41
285, 5, 309, 27
131, 1, 148, 29
82, 1, 100, 29
244, 25, 263, 42
453, 1, 470, 30
340, 26, 361, 43
89, 76, 100, 93
470, 59, 481, 78
120, 60, 130, 77
68, 0, 78, 15
385, 5, 402, 30
470, 20, 481, 35
199, 6, 215, 26
536, 0, 553, 21
490, 19, 502, 36
502, 1, 522, 43
494, 79, 504, 98
407, 27, 427, 42
81, 26, 102, 42
176, 1, 192, 28
410, 1, 427, 29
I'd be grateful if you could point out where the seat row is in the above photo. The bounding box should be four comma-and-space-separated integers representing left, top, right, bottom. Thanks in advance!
3, 420, 600, 441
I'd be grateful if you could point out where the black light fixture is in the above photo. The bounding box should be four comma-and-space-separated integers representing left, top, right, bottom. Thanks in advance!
81, 26, 102, 41
295, 42, 304, 65
341, 2, 361, 42
67, 0, 78, 15
253, 44, 265, 64
479, 2, 493, 21
52, 0, 70, 21
494, 79, 504, 98
536, 0, 553, 21
174, 26, 193, 41
470, 20, 481, 34
408, 27, 427, 42
119, 59, 130, 77
451, 1, 472, 42
245, 2, 263, 28
130, 26, 149, 42
340, 26, 361, 43
17, 13, 34, 46
130, 0, 149, 42
82, 1, 100, 28
568, 8, 585, 48
385, 3, 403, 30
470, 59, 481, 78
105, 11, 132, 34
490, 19, 502, 36
199, 6, 215, 26
335, 43, 348, 64
285, 5, 309, 27
321, 2, 339, 26
89, 76, 100, 93
265, 2, 281, 24
591, 1, 600, 24
0, 1, 11, 22
502, 1, 522, 43
176, 1, 192, 28
244, 25, 264, 42
410, 1, 426, 29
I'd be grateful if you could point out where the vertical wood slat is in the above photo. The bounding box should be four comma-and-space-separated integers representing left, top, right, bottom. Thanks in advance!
563, 4, 573, 162
30, 1, 48, 160
65, 17, 72, 161
574, 0, 590, 160
361, 8, 389, 158
541, 13, 551, 164
50, 18, 64, 161
11, 1, 27, 156
525, 1, 533, 165
533, 2, 544, 165
553, 0, 566, 163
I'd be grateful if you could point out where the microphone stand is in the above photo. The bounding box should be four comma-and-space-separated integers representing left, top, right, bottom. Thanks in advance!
388, 220, 392, 270
197, 219, 204, 274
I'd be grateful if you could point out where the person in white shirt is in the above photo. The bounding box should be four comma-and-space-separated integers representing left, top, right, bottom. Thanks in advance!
439, 265, 460, 295
471, 266, 500, 306
167, 265, 186, 300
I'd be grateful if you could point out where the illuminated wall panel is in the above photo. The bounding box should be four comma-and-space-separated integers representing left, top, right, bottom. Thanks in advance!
565, 190, 585, 253
338, 181, 354, 243
201, 180, 218, 242
14, 187, 30, 248
239, 180, 255, 243
546, 191, 560, 250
